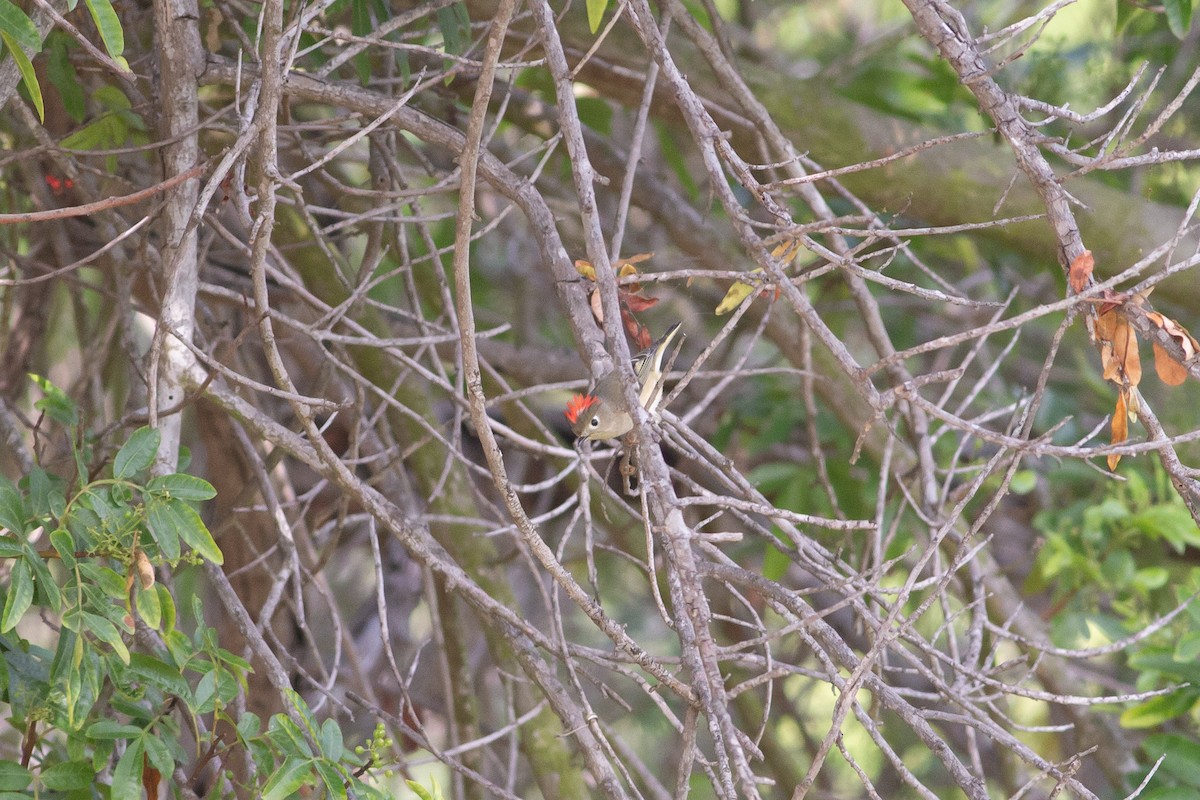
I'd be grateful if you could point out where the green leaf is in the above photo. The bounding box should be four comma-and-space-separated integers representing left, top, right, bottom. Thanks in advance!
86, 720, 144, 739
1009, 470, 1037, 495
50, 528, 76, 569
39, 760, 93, 791
28, 374, 78, 426
82, 0, 124, 58
2, 558, 34, 632
128, 653, 190, 698
0, 762, 30, 792
1134, 566, 1170, 591
586, 0, 608, 33
1144, 733, 1200, 787
110, 738, 144, 800
26, 546, 59, 614
46, 33, 85, 121
314, 759, 348, 800
286, 687, 321, 740
1165, 0, 1193, 38
762, 542, 789, 582
82, 611, 130, 664
0, 0, 40, 51
136, 583, 162, 629
164, 498, 222, 564
0, 477, 24, 534
1132, 504, 1200, 552
61, 116, 120, 151
435, 3, 469, 56
145, 473, 217, 501
319, 718, 344, 761
114, 426, 160, 479
406, 779, 442, 800
143, 733, 174, 777
262, 757, 312, 800
1120, 687, 1200, 729
158, 584, 176, 636
268, 714, 313, 758
351, 0, 370, 86
0, 31, 42, 122
25, 468, 50, 518
145, 498, 182, 562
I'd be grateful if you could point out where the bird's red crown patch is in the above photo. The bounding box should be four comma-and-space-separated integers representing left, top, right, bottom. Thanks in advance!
565, 394, 598, 424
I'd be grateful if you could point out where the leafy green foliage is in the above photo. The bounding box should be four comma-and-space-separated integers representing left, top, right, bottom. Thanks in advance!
1164, 0, 1194, 38
0, 379, 393, 797
60, 85, 146, 158
0, 31, 43, 121
82, 0, 126, 64
1030, 466, 1200, 792
586, 0, 609, 33
0, 0, 44, 121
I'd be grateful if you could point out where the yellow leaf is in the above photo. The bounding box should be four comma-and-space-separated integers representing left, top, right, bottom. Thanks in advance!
716, 270, 762, 315
575, 259, 597, 281
770, 239, 802, 264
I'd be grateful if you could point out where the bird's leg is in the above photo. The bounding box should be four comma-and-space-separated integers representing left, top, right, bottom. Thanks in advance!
620, 431, 639, 494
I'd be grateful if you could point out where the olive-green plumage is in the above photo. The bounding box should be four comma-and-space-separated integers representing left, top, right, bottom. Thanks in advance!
566, 323, 683, 440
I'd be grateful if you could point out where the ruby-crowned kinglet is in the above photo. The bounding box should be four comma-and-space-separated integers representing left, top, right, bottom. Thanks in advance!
565, 322, 683, 440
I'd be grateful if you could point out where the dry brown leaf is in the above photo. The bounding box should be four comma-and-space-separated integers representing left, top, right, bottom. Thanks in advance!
1095, 310, 1118, 342
1097, 310, 1141, 387
1108, 391, 1127, 471
1153, 342, 1188, 385
590, 289, 604, 323
615, 252, 653, 269
135, 549, 156, 590
1100, 340, 1118, 382
1160, 315, 1200, 358
1145, 311, 1197, 384
1069, 250, 1093, 294
1113, 314, 1142, 387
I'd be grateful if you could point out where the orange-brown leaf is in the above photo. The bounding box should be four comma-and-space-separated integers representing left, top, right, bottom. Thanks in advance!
1098, 311, 1141, 387
1153, 342, 1188, 386
1069, 250, 1094, 294
1108, 392, 1127, 471
1095, 310, 1118, 343
615, 252, 653, 270
621, 291, 659, 312
1113, 314, 1141, 387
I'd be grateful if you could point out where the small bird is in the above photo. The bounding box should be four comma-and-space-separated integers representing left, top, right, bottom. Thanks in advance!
565, 323, 683, 440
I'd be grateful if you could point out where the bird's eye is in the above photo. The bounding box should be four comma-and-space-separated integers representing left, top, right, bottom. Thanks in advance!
589, 417, 600, 428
